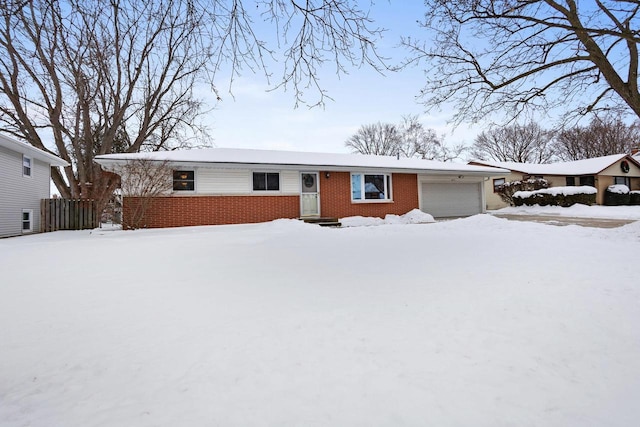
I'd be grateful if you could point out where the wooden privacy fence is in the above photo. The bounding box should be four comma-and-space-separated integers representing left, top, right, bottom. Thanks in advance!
41, 199, 99, 232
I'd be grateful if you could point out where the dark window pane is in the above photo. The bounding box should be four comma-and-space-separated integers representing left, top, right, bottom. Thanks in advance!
173, 170, 194, 191
253, 172, 266, 190
614, 176, 630, 187
266, 173, 280, 191
364, 174, 385, 199
566, 177, 575, 186
386, 175, 392, 199
579, 176, 595, 187
173, 171, 194, 181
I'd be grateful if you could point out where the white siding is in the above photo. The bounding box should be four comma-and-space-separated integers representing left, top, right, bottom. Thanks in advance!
280, 171, 299, 194
197, 168, 251, 194
0, 145, 50, 237
193, 168, 300, 194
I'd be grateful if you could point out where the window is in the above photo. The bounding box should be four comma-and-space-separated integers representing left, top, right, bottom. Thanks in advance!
351, 173, 392, 201
566, 177, 575, 186
493, 178, 505, 193
173, 170, 195, 191
253, 172, 280, 191
23, 156, 31, 177
579, 176, 595, 187
22, 209, 33, 232
614, 176, 631, 187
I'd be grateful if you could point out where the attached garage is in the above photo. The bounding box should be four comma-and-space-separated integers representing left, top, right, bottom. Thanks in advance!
420, 181, 484, 218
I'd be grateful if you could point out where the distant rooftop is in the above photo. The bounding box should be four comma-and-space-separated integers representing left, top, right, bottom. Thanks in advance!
469, 154, 636, 175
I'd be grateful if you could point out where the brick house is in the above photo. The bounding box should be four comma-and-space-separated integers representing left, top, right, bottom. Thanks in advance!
95, 148, 507, 229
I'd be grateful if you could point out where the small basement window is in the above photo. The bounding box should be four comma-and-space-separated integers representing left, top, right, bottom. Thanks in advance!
23, 156, 31, 177
22, 209, 33, 233
351, 173, 392, 201
493, 178, 505, 193
253, 172, 280, 191
173, 170, 195, 191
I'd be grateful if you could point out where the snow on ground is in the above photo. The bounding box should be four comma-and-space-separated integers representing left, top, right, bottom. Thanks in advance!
494, 203, 640, 220
340, 208, 435, 227
1, 215, 640, 426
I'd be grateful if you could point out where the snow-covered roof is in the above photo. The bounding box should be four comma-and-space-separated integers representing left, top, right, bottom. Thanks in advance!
469, 154, 637, 175
95, 147, 509, 176
0, 133, 68, 167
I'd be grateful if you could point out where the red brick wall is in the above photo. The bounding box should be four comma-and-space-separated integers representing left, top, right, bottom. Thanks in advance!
123, 172, 419, 229
319, 171, 419, 218
123, 195, 300, 229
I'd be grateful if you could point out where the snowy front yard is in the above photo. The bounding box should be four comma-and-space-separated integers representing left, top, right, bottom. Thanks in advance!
1, 215, 640, 426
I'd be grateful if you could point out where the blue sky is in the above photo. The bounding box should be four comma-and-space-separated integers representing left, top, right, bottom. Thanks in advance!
203, 2, 483, 155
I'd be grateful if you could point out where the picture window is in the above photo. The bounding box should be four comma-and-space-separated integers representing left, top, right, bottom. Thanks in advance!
351, 173, 392, 201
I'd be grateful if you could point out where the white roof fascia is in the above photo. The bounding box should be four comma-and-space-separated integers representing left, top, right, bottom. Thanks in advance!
95, 148, 510, 177
0, 133, 69, 167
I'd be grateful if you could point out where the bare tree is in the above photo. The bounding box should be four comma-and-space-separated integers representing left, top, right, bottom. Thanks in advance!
397, 115, 466, 161
402, 1, 640, 123
0, 0, 385, 211
470, 122, 556, 163
113, 159, 173, 229
345, 123, 402, 156
554, 114, 640, 160
346, 115, 466, 161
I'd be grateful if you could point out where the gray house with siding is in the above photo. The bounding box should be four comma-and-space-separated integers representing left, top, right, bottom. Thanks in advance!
0, 134, 68, 238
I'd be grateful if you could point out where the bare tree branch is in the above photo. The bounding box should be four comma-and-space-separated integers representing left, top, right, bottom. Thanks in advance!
402, 0, 640, 123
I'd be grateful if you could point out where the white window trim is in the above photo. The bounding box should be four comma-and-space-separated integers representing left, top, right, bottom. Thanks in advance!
350, 172, 393, 203
23, 155, 32, 177
493, 178, 505, 193
22, 209, 33, 233
251, 171, 281, 193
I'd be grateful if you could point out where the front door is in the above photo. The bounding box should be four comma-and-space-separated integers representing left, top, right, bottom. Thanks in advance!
300, 172, 320, 216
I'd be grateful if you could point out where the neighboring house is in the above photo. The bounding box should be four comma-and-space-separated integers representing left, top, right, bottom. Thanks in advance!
95, 148, 508, 228
0, 134, 68, 238
469, 154, 640, 209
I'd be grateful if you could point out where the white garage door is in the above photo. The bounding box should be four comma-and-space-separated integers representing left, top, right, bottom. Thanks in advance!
421, 182, 483, 218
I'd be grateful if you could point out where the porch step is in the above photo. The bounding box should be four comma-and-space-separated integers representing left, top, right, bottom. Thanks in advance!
299, 217, 342, 227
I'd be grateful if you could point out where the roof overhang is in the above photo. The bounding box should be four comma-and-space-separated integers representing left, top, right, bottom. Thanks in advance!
95, 156, 510, 177
0, 133, 68, 167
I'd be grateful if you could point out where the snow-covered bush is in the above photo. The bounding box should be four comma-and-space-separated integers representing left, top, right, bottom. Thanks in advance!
496, 178, 549, 206
604, 184, 630, 206
630, 191, 640, 205
513, 186, 597, 207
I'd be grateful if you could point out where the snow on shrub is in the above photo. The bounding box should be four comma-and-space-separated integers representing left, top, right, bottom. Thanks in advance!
604, 184, 630, 206
495, 178, 549, 206
513, 186, 597, 207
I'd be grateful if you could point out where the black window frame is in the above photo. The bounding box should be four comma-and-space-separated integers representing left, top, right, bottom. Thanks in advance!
252, 172, 280, 191
579, 175, 595, 187
614, 176, 631, 187
493, 178, 505, 193
173, 170, 195, 191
